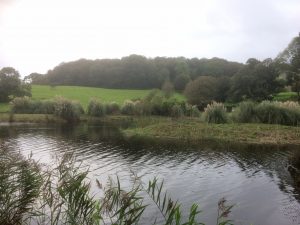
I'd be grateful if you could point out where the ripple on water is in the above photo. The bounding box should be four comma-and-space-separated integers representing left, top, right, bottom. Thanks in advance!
1, 124, 300, 225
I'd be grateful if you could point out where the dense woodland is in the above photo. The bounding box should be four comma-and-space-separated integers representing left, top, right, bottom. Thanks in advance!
1, 34, 299, 105
27, 56, 243, 89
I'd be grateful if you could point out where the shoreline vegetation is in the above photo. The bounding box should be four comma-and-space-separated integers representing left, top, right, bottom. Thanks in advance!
0, 150, 234, 225
1, 114, 300, 147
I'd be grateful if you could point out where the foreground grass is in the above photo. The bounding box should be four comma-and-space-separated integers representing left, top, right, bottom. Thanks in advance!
123, 117, 300, 146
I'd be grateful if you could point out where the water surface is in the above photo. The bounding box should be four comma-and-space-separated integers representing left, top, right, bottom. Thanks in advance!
0, 124, 300, 225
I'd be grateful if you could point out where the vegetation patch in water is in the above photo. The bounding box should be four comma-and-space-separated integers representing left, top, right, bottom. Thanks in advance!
123, 117, 300, 146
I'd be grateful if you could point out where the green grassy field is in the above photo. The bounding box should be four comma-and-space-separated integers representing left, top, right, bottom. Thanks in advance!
0, 103, 10, 113
0, 85, 185, 112
273, 92, 298, 101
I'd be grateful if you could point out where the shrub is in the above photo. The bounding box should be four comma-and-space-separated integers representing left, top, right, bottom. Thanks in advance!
170, 104, 184, 118
232, 101, 257, 123
184, 104, 200, 117
203, 102, 228, 123
87, 98, 106, 117
34, 100, 55, 114
121, 100, 136, 115
191, 105, 201, 117
149, 94, 164, 115
11, 97, 56, 114
255, 101, 300, 126
232, 100, 300, 126
184, 76, 218, 109
144, 89, 160, 102
54, 97, 82, 122
133, 100, 152, 116
10, 97, 35, 113
105, 102, 120, 115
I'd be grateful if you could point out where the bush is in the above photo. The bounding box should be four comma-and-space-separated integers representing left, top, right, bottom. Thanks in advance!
184, 104, 200, 117
105, 102, 120, 115
170, 104, 184, 118
121, 100, 136, 115
232, 101, 300, 126
184, 76, 218, 109
87, 98, 106, 117
191, 105, 201, 117
10, 97, 55, 114
231, 101, 257, 123
10, 97, 35, 113
203, 102, 228, 123
133, 100, 152, 116
255, 101, 300, 126
36, 100, 56, 114
54, 97, 82, 122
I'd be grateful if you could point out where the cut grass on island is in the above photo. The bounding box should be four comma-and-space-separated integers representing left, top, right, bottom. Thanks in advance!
123, 117, 300, 146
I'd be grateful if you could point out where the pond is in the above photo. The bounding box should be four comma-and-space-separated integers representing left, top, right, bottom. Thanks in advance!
0, 123, 300, 225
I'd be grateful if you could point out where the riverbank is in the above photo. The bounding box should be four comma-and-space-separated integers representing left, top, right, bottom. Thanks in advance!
1, 113, 300, 147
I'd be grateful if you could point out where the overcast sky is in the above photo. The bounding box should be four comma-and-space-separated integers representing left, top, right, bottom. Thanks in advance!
0, 0, 300, 76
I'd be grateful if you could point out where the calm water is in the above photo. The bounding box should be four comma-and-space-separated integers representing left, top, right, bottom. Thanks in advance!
1, 123, 300, 225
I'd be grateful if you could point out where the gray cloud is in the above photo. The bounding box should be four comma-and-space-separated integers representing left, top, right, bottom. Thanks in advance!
0, 0, 300, 75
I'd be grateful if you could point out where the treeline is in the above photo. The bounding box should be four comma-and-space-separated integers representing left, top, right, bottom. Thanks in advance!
26, 56, 243, 90
12, 33, 300, 106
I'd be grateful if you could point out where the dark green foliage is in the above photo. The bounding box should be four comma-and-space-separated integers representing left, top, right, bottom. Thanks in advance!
174, 74, 191, 91
53, 97, 83, 122
230, 58, 283, 102
203, 102, 228, 124
34, 56, 242, 90
87, 98, 106, 117
184, 76, 219, 109
276, 33, 300, 101
0, 67, 31, 102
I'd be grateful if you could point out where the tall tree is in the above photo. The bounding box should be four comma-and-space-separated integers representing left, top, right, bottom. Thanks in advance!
276, 33, 300, 101
0, 67, 31, 102
184, 76, 218, 108
229, 58, 282, 102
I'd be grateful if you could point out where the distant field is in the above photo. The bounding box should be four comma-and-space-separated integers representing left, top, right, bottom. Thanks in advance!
0, 103, 10, 113
0, 85, 185, 112
273, 92, 298, 101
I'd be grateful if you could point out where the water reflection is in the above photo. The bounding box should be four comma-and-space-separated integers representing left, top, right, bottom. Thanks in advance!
0, 124, 300, 225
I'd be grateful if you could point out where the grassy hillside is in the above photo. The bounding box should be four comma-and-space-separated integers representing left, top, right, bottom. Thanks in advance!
0, 85, 185, 112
